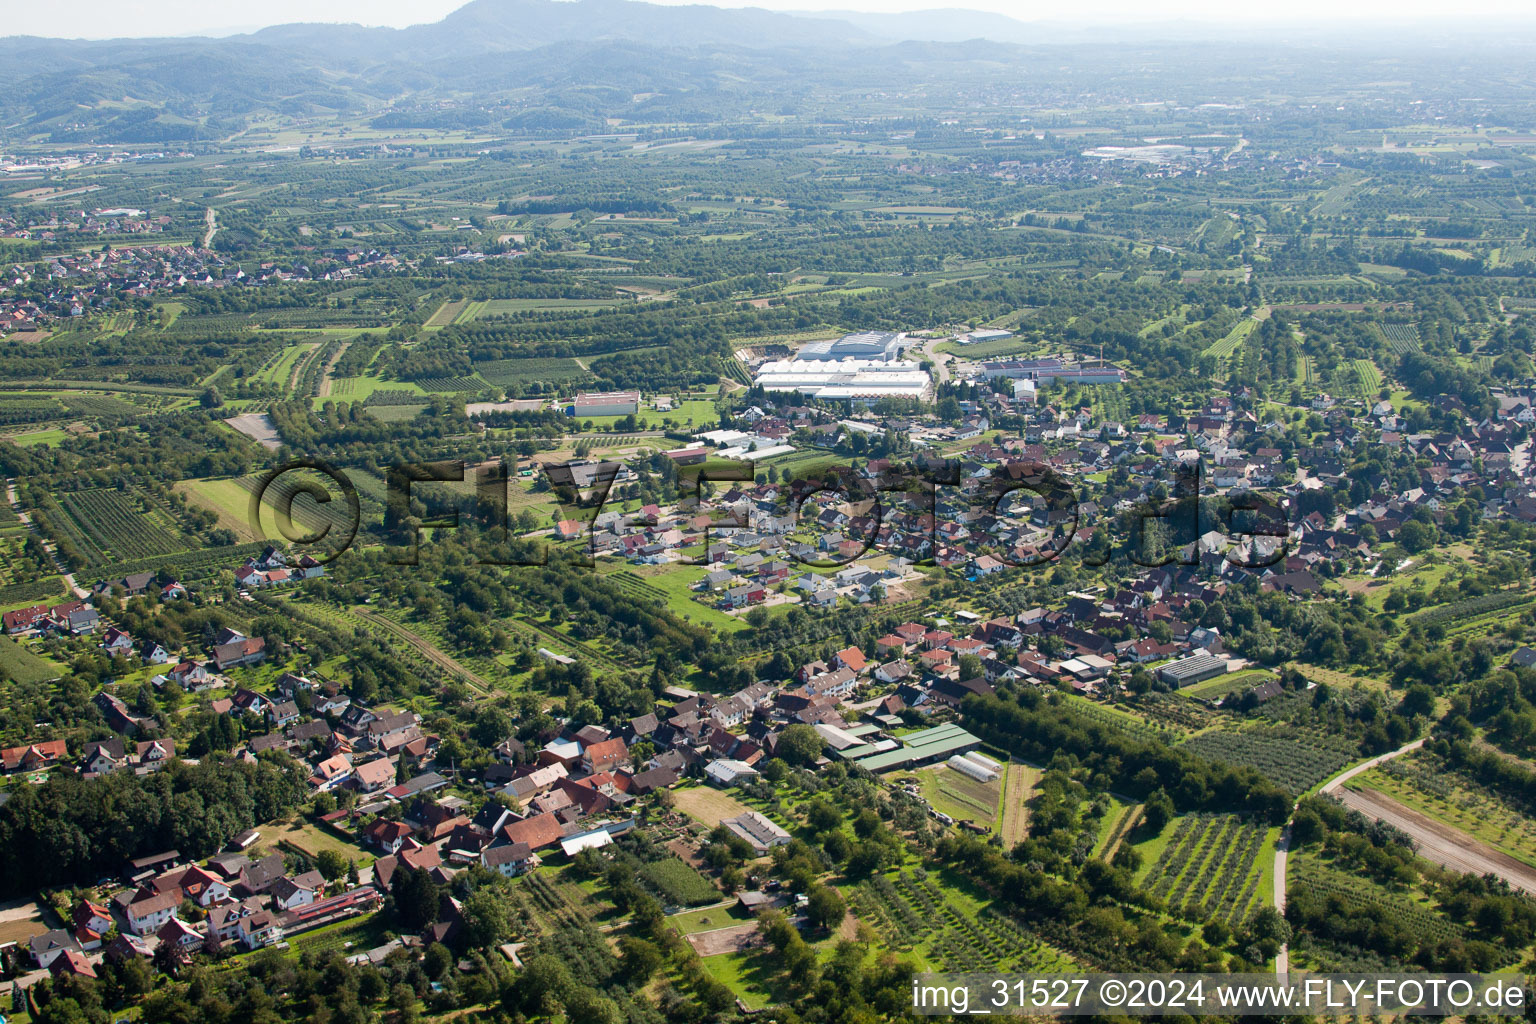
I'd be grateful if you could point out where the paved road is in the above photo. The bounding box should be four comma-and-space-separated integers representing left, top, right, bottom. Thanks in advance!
1319, 738, 1426, 796
202, 206, 218, 248
1272, 737, 1424, 977
917, 337, 953, 383
1272, 826, 1292, 975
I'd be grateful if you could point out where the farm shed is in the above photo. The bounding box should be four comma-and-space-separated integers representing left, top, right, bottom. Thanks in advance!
947, 753, 999, 783
963, 751, 1002, 774
851, 722, 981, 773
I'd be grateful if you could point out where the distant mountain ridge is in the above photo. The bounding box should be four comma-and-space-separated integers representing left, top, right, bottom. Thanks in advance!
175, 0, 879, 58
5, 0, 1536, 145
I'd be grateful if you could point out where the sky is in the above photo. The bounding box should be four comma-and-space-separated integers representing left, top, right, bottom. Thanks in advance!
6, 0, 1536, 40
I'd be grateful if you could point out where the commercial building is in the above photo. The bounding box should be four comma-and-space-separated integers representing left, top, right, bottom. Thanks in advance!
1157, 652, 1228, 688
979, 357, 1125, 385
568, 391, 641, 417
752, 359, 930, 406
795, 331, 908, 362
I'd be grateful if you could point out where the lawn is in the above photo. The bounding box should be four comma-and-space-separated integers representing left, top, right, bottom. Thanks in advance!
269, 818, 376, 868
8, 429, 70, 448
668, 904, 749, 936
698, 948, 778, 1010
1181, 668, 1275, 701
0, 634, 63, 684
672, 784, 754, 827
177, 477, 266, 542
630, 564, 749, 632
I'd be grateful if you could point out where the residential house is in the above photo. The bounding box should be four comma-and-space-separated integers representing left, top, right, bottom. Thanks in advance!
271, 871, 325, 911
29, 929, 77, 968
365, 818, 415, 855
126, 889, 180, 935
481, 841, 539, 877
1, 738, 68, 773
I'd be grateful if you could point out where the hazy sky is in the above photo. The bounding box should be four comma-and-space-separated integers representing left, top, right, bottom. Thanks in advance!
7, 0, 1536, 40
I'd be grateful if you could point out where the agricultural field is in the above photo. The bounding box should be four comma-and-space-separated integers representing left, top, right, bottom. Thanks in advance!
45, 486, 192, 567
366, 404, 426, 422
327, 376, 430, 402
178, 477, 269, 542
1352, 358, 1383, 396
1403, 588, 1534, 636
1061, 694, 1180, 744
845, 867, 1076, 974
1180, 668, 1276, 702
1095, 802, 1143, 860
934, 336, 1033, 359
1202, 316, 1257, 359
424, 299, 469, 327
912, 763, 1002, 828
1125, 691, 1219, 733
462, 298, 628, 318
1136, 814, 1272, 927
1179, 727, 1358, 796
1288, 855, 1487, 964
414, 374, 489, 393
1351, 750, 1536, 870
637, 855, 719, 907
998, 762, 1042, 847
1379, 322, 1420, 354
252, 343, 318, 390
473, 357, 592, 387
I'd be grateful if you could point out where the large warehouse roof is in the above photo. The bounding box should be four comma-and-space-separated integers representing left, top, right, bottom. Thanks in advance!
851, 721, 981, 773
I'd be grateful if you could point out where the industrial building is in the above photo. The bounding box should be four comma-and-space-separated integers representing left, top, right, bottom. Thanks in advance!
979, 357, 1125, 385
795, 330, 908, 362
1157, 652, 1228, 688
568, 390, 641, 417
751, 359, 930, 406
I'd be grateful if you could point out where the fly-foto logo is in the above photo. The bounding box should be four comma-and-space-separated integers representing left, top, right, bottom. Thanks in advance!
247, 455, 1290, 572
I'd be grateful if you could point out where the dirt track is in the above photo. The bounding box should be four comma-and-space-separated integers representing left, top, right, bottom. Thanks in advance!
1337, 786, 1536, 895
998, 763, 1033, 847
687, 923, 763, 956
352, 606, 491, 692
